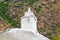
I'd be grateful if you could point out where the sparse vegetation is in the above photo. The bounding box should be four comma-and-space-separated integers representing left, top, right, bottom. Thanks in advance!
45, 4, 52, 9
14, 2, 23, 8
28, 0, 38, 5
35, 6, 41, 13
0, 1, 18, 28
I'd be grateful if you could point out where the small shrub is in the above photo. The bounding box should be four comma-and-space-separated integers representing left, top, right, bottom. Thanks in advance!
14, 2, 23, 8
38, 27, 46, 33
35, 6, 41, 13
28, 0, 38, 5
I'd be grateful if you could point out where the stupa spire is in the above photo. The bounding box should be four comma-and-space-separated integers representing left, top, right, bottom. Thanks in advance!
28, 8, 31, 12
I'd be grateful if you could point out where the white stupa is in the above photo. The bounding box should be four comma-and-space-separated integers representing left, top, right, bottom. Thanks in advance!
0, 8, 50, 40
21, 8, 37, 33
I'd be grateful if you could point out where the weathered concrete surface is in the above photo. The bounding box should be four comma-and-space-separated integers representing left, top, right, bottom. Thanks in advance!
0, 29, 50, 40
0, 32, 19, 40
